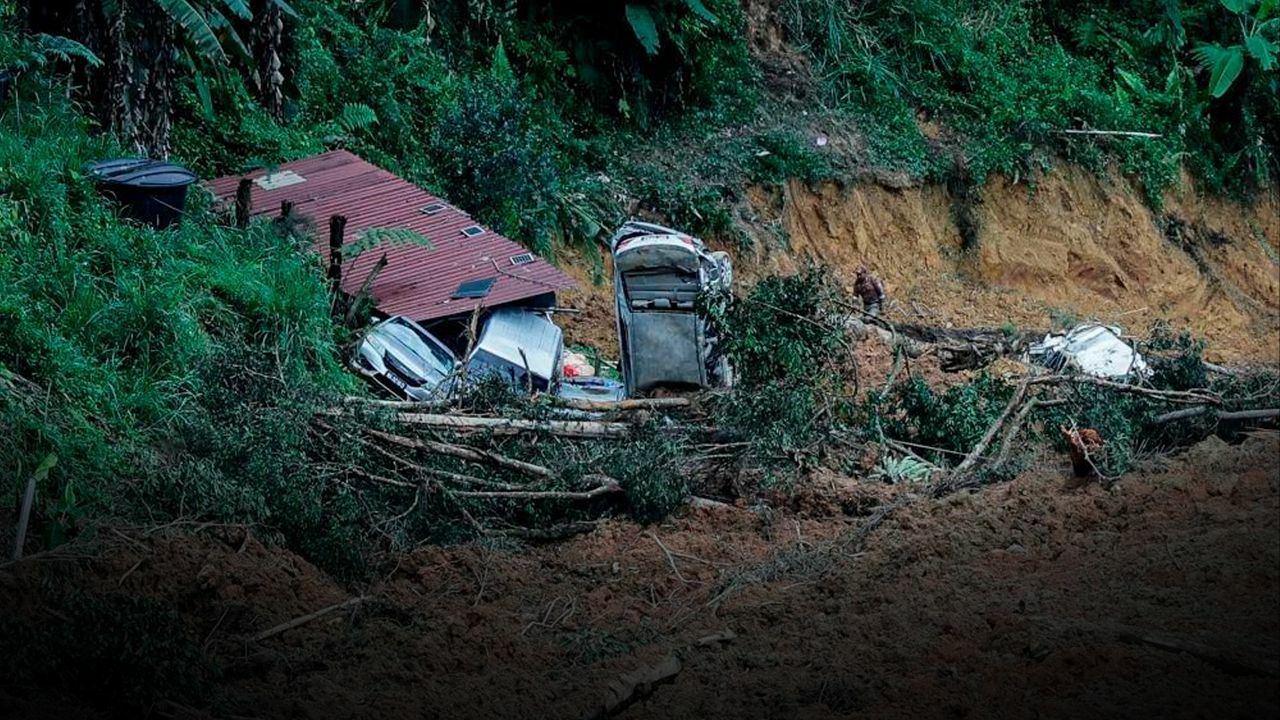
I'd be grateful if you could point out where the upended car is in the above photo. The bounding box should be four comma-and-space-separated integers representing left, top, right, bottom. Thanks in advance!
610, 220, 733, 396
352, 308, 575, 401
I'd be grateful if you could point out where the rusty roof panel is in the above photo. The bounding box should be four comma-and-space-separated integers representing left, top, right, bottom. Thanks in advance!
207, 150, 575, 322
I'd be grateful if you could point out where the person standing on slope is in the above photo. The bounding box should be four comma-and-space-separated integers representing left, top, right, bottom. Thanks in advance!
854, 265, 886, 318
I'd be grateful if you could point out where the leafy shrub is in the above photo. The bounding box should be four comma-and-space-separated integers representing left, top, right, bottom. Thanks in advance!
429, 55, 568, 256
703, 266, 856, 473
0, 91, 366, 577
872, 374, 1016, 461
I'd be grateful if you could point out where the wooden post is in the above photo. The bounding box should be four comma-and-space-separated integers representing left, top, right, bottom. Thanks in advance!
328, 215, 347, 315
11, 454, 54, 562
279, 200, 294, 220
11, 474, 36, 562
235, 178, 253, 228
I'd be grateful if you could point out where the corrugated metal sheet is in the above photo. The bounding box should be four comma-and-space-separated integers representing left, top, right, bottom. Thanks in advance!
207, 150, 575, 322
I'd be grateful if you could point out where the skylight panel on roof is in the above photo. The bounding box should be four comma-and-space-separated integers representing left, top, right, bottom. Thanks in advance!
420, 203, 447, 215
460, 225, 485, 238
509, 252, 535, 266
254, 170, 306, 190
453, 277, 497, 299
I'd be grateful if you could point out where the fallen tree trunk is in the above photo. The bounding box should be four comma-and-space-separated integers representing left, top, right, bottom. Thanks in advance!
393, 412, 633, 438
543, 396, 693, 412
1029, 374, 1222, 405
949, 378, 1032, 481
1152, 406, 1279, 424
254, 596, 368, 642
449, 476, 621, 501
368, 429, 553, 478
342, 395, 691, 413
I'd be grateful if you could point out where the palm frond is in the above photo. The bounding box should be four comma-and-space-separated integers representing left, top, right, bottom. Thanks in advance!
154, 0, 228, 64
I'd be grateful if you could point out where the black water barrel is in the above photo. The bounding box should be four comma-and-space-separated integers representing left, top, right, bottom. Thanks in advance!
86, 158, 197, 229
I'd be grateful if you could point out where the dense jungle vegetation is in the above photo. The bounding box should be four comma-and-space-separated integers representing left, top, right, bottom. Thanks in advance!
1, 0, 1277, 578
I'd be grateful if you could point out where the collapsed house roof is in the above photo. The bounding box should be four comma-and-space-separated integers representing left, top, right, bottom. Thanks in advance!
207, 150, 575, 322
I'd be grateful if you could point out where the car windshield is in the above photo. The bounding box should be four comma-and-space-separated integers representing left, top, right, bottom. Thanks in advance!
381, 318, 456, 380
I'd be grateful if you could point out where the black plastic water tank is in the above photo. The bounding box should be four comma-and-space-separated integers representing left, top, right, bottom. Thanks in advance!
86, 158, 197, 229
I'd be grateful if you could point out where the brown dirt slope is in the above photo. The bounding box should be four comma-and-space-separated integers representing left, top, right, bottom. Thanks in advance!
3, 433, 1277, 719
556, 167, 1278, 363
748, 168, 1278, 362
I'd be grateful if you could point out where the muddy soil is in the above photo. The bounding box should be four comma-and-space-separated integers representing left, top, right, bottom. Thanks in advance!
3, 434, 1277, 719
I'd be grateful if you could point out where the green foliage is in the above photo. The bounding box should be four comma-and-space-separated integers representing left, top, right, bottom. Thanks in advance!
703, 266, 855, 474
0, 92, 367, 577
1145, 322, 1210, 390
781, 0, 1277, 197
429, 64, 568, 256
704, 265, 847, 388
870, 455, 933, 484
748, 130, 832, 185
873, 374, 1015, 460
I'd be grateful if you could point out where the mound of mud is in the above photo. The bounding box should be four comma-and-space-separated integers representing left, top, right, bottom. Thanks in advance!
3, 435, 1276, 718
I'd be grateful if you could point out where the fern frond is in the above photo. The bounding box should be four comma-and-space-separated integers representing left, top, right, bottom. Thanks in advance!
31, 34, 104, 67
338, 103, 379, 133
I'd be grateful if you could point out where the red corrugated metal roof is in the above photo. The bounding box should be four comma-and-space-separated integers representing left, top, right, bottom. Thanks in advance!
207, 150, 575, 322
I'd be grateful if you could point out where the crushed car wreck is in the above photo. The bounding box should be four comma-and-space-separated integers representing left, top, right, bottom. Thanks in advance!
1027, 324, 1149, 379
352, 315, 459, 401
610, 220, 734, 396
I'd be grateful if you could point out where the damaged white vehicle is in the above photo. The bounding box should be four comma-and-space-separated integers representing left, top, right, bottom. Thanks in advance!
352, 315, 460, 401
353, 309, 579, 401
1027, 324, 1149, 379
610, 221, 733, 396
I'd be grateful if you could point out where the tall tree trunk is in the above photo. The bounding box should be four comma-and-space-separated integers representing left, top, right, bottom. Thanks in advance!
24, 0, 177, 158
254, 0, 284, 118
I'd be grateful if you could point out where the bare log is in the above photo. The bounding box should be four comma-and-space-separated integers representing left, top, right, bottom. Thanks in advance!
340, 396, 452, 411
485, 521, 601, 541
543, 396, 693, 412
1153, 406, 1279, 424
994, 398, 1068, 466
1059, 128, 1164, 139
392, 413, 633, 439
951, 378, 1032, 480
10, 474, 36, 562
254, 596, 368, 642
452, 477, 621, 501
1029, 374, 1221, 405
367, 429, 553, 479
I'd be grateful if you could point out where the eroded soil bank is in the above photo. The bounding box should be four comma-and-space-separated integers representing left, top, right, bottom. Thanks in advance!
4, 433, 1277, 719
560, 168, 1279, 363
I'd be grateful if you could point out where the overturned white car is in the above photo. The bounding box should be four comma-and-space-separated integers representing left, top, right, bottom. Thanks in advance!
1027, 324, 1149, 379
610, 221, 733, 396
